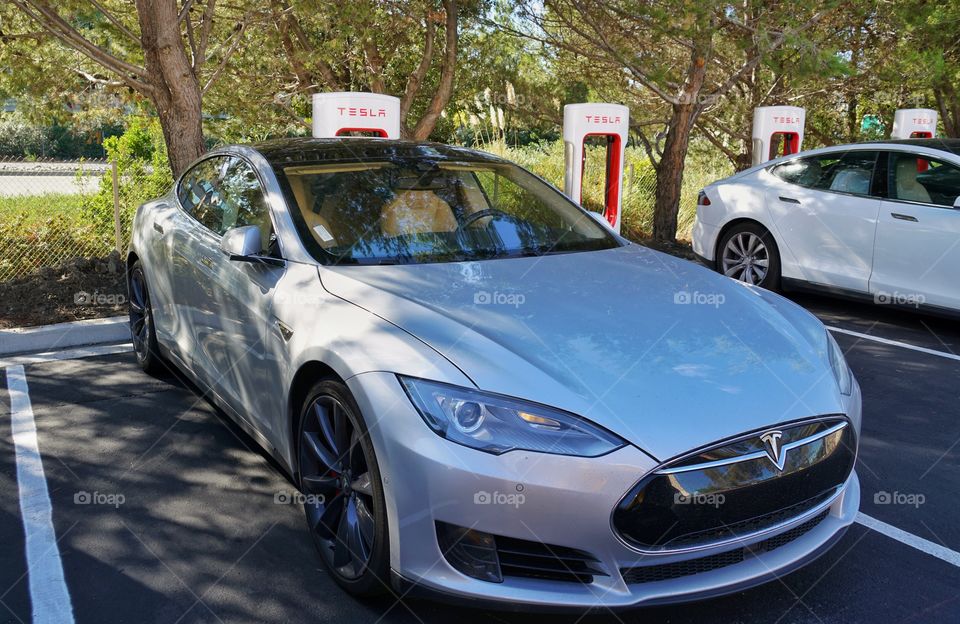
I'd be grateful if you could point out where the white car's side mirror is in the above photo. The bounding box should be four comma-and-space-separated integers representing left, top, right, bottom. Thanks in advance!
221, 225, 262, 259
953, 195, 960, 209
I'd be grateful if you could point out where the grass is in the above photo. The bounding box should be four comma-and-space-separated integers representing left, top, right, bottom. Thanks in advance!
0, 193, 113, 282
0, 193, 88, 226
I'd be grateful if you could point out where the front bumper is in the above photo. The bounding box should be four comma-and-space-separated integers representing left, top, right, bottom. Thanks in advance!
348, 372, 861, 610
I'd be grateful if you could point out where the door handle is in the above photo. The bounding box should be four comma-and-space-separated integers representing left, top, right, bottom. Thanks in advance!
891, 213, 919, 222
779, 196, 801, 204
153, 222, 164, 234
199, 256, 214, 269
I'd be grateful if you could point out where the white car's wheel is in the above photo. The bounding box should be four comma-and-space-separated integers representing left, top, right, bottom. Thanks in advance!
718, 223, 781, 290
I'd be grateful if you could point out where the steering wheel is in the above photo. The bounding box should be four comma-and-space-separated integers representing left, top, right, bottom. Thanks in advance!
457, 208, 511, 230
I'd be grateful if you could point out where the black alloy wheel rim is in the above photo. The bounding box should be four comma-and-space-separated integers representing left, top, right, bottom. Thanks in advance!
300, 395, 376, 580
129, 269, 151, 359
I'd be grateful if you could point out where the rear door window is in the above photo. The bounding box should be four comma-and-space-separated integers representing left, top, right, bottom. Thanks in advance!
888, 152, 960, 207
771, 151, 879, 197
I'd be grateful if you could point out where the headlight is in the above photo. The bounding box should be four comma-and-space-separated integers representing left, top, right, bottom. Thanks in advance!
399, 376, 625, 457
826, 331, 852, 396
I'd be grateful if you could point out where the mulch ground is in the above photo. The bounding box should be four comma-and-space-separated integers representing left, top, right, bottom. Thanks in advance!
0, 252, 127, 329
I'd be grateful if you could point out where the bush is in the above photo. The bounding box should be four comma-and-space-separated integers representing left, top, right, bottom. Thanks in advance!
80, 117, 173, 248
0, 112, 120, 160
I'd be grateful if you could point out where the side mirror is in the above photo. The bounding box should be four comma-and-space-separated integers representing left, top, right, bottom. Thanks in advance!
220, 226, 285, 266
220, 225, 262, 259
953, 196, 960, 209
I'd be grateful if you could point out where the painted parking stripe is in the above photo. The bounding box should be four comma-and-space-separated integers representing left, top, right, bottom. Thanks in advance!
6, 365, 75, 623
827, 326, 960, 362
856, 513, 960, 568
0, 343, 133, 368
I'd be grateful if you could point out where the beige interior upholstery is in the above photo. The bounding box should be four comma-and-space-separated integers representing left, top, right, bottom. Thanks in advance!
380, 190, 458, 237
286, 175, 338, 247
895, 158, 932, 203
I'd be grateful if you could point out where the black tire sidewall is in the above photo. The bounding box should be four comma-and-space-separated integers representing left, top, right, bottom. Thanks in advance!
128, 261, 163, 374
296, 379, 390, 597
717, 223, 782, 291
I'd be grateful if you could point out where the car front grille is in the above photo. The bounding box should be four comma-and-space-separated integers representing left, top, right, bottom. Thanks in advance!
620, 510, 829, 584
496, 534, 607, 584
612, 416, 855, 552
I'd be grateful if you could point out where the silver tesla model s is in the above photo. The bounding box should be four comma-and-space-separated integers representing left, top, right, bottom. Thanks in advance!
127, 138, 861, 609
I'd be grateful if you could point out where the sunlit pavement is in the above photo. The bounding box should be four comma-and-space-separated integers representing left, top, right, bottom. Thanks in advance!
2, 291, 959, 623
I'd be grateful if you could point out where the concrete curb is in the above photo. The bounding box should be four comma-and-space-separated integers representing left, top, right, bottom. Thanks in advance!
0, 316, 129, 357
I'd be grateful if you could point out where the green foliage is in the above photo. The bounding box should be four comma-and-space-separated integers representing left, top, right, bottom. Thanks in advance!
80, 117, 173, 245
0, 198, 110, 281
0, 112, 119, 159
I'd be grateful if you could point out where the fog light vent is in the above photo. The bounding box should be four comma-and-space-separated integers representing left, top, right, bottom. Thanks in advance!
435, 521, 502, 583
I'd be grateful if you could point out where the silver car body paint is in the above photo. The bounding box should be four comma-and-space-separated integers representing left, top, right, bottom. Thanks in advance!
129, 141, 862, 608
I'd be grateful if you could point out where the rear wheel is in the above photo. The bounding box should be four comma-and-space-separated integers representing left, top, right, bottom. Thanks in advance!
297, 380, 389, 597
128, 261, 165, 375
717, 223, 781, 290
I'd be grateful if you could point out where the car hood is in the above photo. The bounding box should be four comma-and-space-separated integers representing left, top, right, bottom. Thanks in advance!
318, 244, 843, 461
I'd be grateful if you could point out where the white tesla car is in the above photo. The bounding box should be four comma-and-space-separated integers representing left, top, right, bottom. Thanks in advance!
692, 139, 960, 314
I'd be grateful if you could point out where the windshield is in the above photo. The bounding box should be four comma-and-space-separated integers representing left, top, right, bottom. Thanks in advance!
277, 160, 620, 265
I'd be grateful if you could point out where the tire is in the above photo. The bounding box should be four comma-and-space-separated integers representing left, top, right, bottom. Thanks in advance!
296, 379, 390, 597
127, 260, 166, 375
716, 222, 781, 291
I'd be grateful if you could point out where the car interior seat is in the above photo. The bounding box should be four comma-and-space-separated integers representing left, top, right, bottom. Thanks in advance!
895, 157, 933, 203
380, 190, 458, 237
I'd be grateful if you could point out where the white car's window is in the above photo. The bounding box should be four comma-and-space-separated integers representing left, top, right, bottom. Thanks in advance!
178, 156, 276, 253
178, 156, 229, 226
771, 151, 878, 197
887, 152, 960, 207
278, 161, 620, 265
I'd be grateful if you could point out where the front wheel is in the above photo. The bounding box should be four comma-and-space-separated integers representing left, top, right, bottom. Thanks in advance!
297, 380, 390, 597
127, 260, 165, 375
717, 223, 781, 290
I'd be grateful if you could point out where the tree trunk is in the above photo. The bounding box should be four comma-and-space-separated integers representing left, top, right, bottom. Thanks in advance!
409, 0, 458, 140
135, 0, 206, 177
652, 40, 710, 242
934, 84, 960, 138
652, 102, 698, 241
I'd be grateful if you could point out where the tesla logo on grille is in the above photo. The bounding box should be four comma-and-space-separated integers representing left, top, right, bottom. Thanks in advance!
760, 430, 786, 471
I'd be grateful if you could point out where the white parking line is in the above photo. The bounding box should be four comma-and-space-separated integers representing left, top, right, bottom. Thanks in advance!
6, 365, 75, 624
856, 512, 960, 568
0, 343, 133, 368
827, 326, 960, 362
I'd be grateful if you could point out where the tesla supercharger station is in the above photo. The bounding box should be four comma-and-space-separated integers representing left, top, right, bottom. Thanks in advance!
311, 92, 401, 139
563, 103, 629, 233
891, 108, 938, 139
751, 106, 805, 166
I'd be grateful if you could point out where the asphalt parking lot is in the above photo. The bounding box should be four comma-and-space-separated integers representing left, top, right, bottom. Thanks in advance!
2, 291, 959, 624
